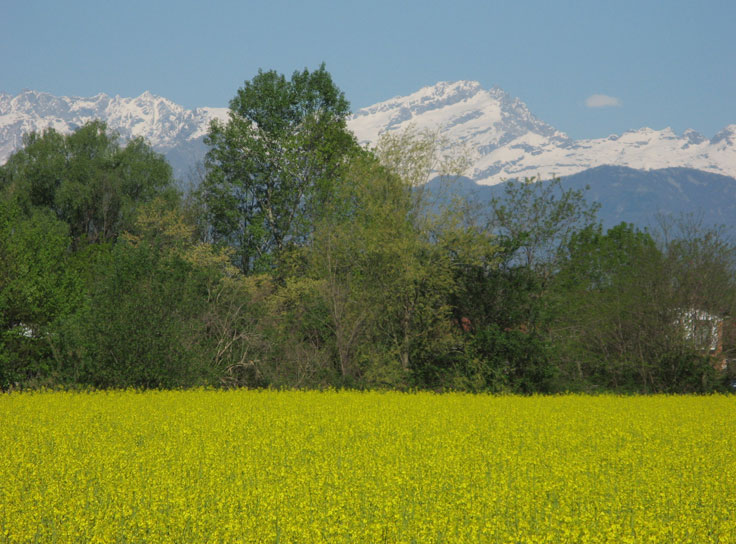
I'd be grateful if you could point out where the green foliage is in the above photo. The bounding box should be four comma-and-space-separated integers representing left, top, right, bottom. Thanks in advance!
659, 216, 736, 319
468, 324, 554, 393
550, 222, 731, 392
488, 176, 600, 276
0, 121, 176, 245
56, 203, 242, 389
448, 237, 555, 392
1, 66, 733, 394
301, 134, 498, 389
446, 175, 602, 392
201, 64, 358, 274
550, 223, 660, 389
0, 200, 80, 388
57, 243, 207, 388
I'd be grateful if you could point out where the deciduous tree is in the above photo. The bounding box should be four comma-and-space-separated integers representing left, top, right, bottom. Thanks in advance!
0, 121, 176, 245
201, 64, 358, 273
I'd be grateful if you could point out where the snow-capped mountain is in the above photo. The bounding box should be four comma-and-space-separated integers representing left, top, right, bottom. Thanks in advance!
348, 81, 736, 185
0, 90, 228, 179
1, 83, 736, 186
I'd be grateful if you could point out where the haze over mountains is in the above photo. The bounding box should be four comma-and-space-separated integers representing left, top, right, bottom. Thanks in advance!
2, 82, 735, 229
433, 166, 736, 230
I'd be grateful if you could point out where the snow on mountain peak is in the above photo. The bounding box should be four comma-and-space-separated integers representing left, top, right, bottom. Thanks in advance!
0, 89, 228, 179
1, 84, 734, 185
348, 81, 572, 181
683, 128, 706, 145
412, 80, 483, 102
350, 80, 484, 130
711, 125, 736, 145
347, 83, 736, 185
348, 80, 566, 154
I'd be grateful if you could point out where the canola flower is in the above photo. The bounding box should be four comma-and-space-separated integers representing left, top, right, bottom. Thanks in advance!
1, 390, 735, 543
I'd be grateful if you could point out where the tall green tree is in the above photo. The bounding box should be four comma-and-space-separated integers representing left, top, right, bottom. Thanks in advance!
657, 216, 736, 321
450, 244, 555, 393
550, 223, 663, 389
0, 121, 176, 245
0, 122, 177, 388
201, 64, 359, 274
444, 176, 601, 392
300, 129, 496, 388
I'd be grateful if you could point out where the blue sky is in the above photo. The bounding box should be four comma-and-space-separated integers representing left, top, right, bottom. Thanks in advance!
2, 0, 734, 140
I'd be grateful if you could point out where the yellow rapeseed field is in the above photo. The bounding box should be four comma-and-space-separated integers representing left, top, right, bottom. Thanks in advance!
1, 391, 734, 543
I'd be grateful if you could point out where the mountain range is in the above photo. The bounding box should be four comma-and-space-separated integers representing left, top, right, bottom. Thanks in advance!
431, 166, 736, 230
0, 90, 225, 181
349, 81, 736, 185
2, 83, 735, 229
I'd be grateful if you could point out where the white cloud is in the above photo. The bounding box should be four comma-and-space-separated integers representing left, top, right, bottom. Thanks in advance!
585, 94, 622, 108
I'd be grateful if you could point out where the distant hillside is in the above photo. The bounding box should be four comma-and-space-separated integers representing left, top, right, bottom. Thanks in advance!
430, 166, 736, 232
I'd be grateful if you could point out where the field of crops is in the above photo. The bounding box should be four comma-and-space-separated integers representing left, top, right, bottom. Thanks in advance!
1, 391, 735, 543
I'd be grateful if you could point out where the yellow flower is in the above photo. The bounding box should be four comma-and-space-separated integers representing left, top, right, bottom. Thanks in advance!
0, 391, 734, 542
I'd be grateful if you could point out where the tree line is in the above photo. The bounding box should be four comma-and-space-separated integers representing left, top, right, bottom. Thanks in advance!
2, 65, 735, 392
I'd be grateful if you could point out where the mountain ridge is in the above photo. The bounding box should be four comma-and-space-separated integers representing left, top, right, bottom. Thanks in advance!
0, 89, 228, 179
348, 81, 736, 184
429, 165, 736, 230
1, 83, 735, 186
